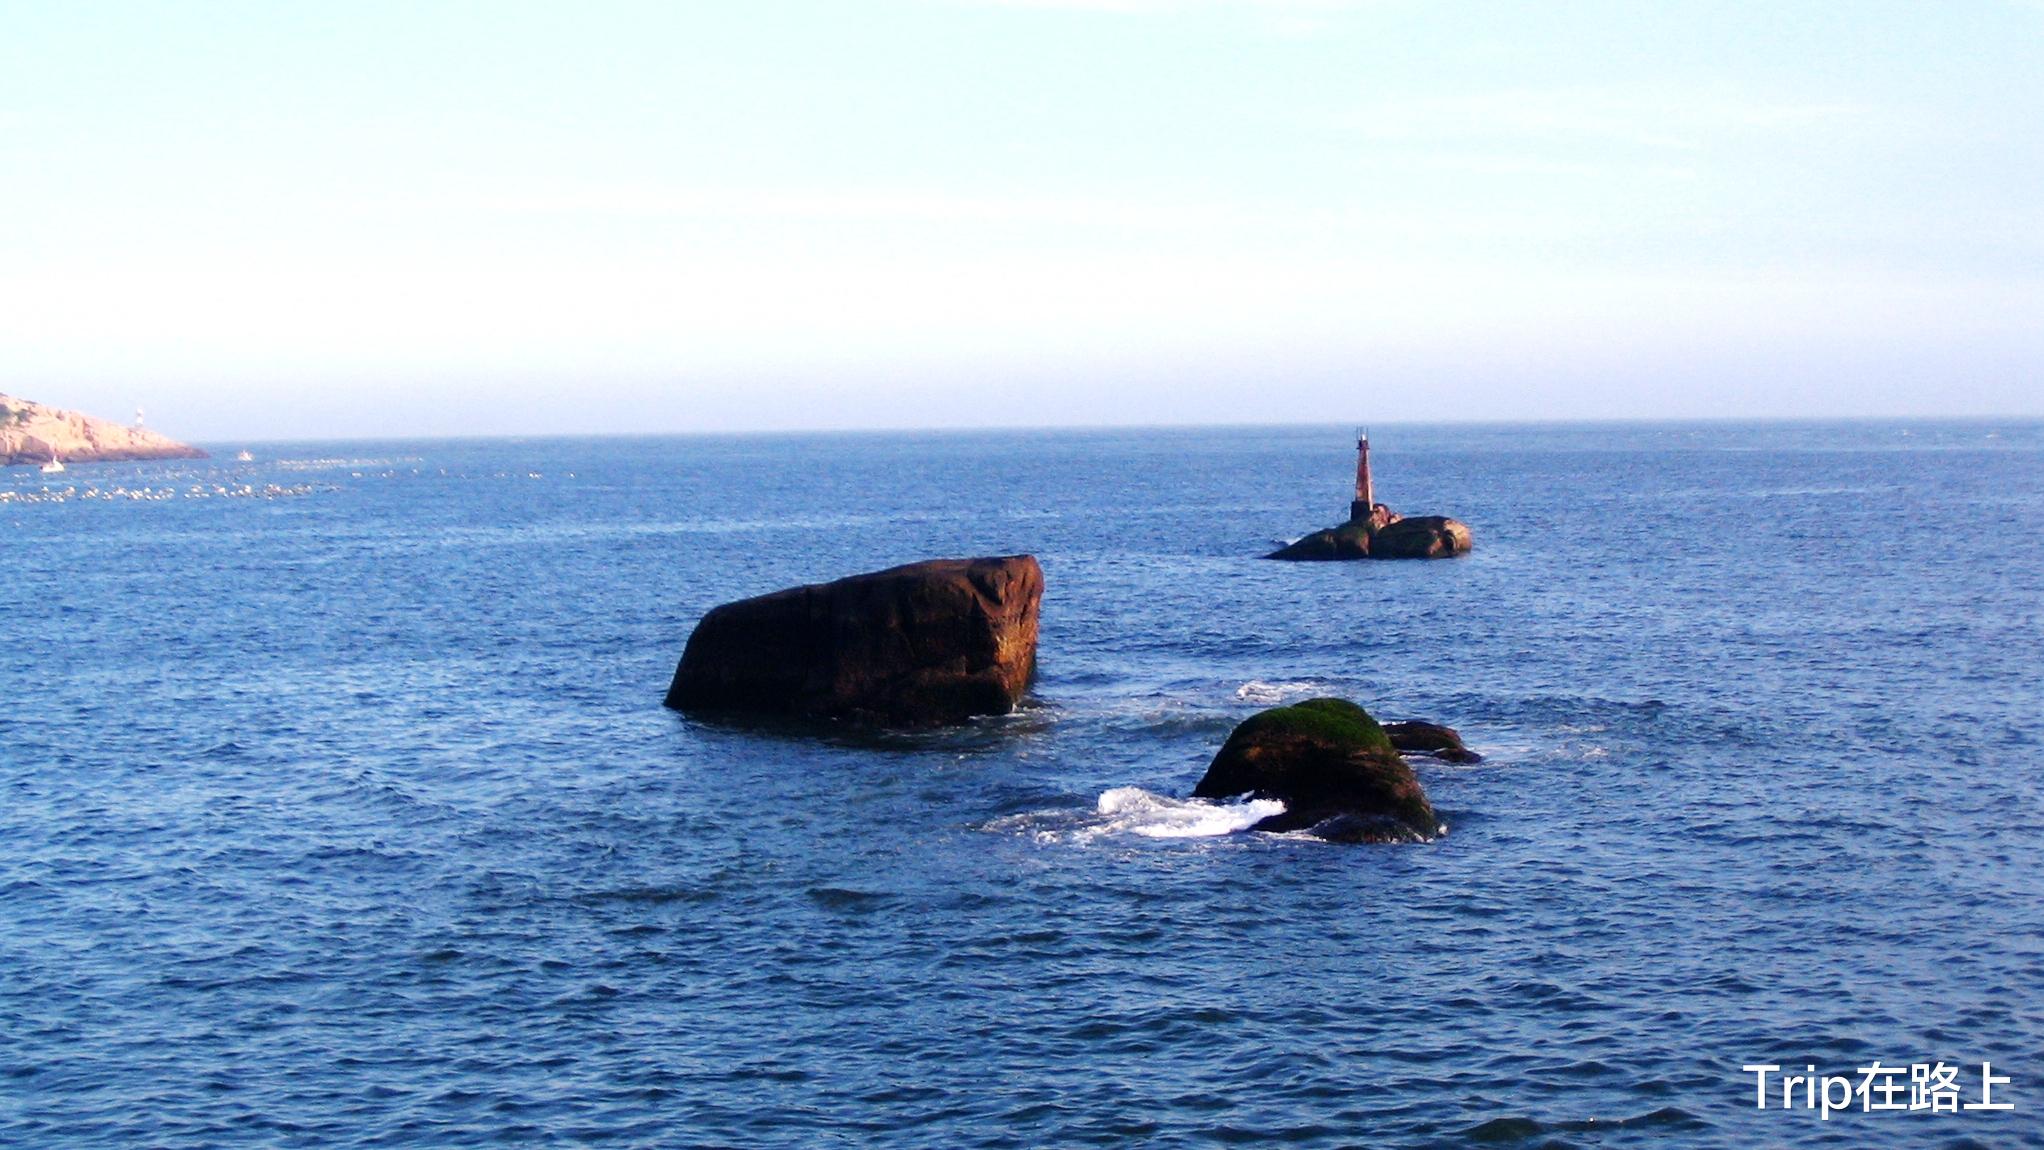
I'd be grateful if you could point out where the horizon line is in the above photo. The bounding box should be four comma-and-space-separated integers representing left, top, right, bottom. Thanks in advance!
177, 411, 2044, 447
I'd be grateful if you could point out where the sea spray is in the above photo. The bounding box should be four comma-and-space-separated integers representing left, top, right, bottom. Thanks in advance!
1093, 787, 1284, 839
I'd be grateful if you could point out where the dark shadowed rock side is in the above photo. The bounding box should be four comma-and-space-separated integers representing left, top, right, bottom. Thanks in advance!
1383, 720, 1483, 764
1192, 698, 1443, 842
1266, 505, 1471, 561
665, 556, 1042, 727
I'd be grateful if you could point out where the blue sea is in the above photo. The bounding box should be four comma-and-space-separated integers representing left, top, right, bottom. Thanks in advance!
4, 421, 2041, 1148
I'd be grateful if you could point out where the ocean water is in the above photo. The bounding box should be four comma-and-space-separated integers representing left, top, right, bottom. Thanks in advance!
3, 421, 2041, 1148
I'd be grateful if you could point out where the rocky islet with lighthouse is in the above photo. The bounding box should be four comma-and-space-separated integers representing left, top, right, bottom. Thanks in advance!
1266, 430, 1474, 560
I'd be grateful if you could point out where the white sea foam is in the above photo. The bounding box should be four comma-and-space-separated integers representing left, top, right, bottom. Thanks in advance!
1092, 787, 1283, 839
982, 789, 1285, 844
1234, 680, 1321, 705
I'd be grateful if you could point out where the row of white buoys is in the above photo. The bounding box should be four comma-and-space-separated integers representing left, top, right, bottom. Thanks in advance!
274, 457, 417, 471
6, 457, 584, 506
0, 482, 326, 505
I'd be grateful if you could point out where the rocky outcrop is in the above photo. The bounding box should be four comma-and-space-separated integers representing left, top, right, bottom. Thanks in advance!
1369, 516, 1473, 559
1192, 698, 1442, 842
1265, 519, 1374, 561
1, 393, 206, 467
1266, 505, 1470, 561
664, 556, 1043, 727
1383, 720, 1482, 763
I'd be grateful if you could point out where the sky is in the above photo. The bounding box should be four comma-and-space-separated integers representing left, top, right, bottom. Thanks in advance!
1, 0, 2040, 440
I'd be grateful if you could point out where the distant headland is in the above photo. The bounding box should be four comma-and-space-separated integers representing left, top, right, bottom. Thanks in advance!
0, 393, 206, 467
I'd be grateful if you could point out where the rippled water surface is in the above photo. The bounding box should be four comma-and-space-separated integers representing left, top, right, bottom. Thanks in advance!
5, 422, 2042, 1148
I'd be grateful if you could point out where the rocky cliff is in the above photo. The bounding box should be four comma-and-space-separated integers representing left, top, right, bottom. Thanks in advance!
1, 393, 207, 467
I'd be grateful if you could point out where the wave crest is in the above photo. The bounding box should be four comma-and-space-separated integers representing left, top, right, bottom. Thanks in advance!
1093, 787, 1283, 839
1234, 680, 1322, 705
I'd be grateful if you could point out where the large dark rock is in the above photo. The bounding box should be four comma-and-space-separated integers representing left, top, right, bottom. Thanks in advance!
1192, 698, 1442, 842
664, 555, 1042, 727
1266, 506, 1470, 561
1383, 719, 1483, 763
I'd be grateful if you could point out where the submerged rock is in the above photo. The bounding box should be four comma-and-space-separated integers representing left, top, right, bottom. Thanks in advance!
1192, 698, 1442, 842
664, 555, 1042, 727
1383, 720, 1483, 764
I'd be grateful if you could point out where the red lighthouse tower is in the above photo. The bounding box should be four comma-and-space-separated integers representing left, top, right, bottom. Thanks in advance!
1349, 429, 1374, 523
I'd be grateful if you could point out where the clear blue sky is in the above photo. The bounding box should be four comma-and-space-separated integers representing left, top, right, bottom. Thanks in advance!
2, 0, 2039, 439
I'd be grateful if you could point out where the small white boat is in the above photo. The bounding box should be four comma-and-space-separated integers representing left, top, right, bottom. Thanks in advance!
236, 450, 254, 463
40, 455, 64, 474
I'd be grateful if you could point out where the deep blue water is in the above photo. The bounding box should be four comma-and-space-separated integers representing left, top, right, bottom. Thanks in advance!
4, 421, 2041, 1148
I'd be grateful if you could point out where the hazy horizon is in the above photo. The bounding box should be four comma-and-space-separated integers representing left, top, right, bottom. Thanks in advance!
5, 1, 2040, 440
82, 411, 2044, 452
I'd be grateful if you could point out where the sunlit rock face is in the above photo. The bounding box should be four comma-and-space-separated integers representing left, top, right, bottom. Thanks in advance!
664, 555, 1042, 728
1, 393, 207, 467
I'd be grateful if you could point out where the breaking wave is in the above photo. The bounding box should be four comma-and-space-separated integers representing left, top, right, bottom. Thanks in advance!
982, 788, 1284, 844
1234, 680, 1323, 705
1092, 787, 1283, 839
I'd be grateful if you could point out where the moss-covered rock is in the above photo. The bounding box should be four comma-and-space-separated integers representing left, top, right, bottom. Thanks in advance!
1229, 697, 1394, 753
1192, 698, 1441, 842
